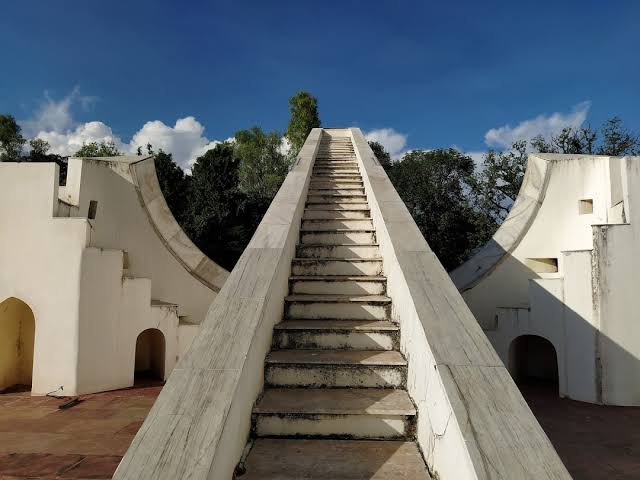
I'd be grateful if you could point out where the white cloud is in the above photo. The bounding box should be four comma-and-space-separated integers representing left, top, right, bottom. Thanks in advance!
484, 101, 591, 149
22, 87, 96, 137
37, 121, 127, 156
130, 117, 229, 169
22, 89, 228, 169
364, 128, 408, 160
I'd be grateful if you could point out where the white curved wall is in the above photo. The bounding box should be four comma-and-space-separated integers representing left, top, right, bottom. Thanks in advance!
453, 153, 640, 405
0, 157, 228, 396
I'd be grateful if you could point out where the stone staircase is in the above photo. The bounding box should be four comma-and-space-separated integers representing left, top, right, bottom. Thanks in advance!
241, 135, 430, 479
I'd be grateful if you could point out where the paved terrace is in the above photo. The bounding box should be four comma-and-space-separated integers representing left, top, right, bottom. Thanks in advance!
0, 383, 638, 479
0, 383, 160, 479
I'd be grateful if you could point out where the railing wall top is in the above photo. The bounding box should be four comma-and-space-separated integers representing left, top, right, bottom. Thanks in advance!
349, 128, 570, 480
114, 129, 322, 480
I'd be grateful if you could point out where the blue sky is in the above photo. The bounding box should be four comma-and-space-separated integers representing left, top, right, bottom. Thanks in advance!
1, 0, 639, 167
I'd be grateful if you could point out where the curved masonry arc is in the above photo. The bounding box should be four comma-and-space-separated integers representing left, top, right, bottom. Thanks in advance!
0, 156, 228, 396
115, 129, 569, 479
452, 152, 640, 406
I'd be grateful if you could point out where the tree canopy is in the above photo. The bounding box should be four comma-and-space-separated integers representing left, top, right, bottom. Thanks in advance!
285, 91, 320, 156
368, 140, 393, 169
187, 143, 247, 270
74, 141, 121, 157
235, 127, 290, 203
0, 115, 26, 161
469, 141, 528, 223
531, 117, 639, 156
387, 149, 496, 270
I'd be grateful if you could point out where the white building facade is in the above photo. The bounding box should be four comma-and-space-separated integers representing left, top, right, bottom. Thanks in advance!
452, 153, 640, 406
0, 156, 228, 396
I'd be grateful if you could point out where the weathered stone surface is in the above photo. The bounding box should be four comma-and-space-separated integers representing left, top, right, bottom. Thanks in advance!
242, 439, 431, 479
350, 127, 570, 479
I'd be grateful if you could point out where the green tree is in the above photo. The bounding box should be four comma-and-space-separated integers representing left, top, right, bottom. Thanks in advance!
469, 141, 528, 223
530, 116, 638, 156
368, 141, 392, 169
74, 140, 121, 157
530, 126, 597, 154
29, 138, 50, 157
388, 149, 495, 270
235, 127, 289, 203
285, 91, 320, 155
597, 117, 639, 155
0, 114, 26, 161
188, 142, 247, 270
151, 148, 191, 227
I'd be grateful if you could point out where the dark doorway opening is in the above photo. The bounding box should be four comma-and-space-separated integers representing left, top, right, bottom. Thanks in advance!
134, 328, 166, 383
509, 335, 559, 393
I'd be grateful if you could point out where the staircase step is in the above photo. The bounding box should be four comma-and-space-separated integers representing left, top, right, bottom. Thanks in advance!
265, 349, 406, 388
313, 169, 360, 174
309, 188, 365, 196
312, 167, 360, 176
253, 388, 415, 439
273, 320, 397, 350
316, 152, 355, 155
314, 160, 357, 163
304, 203, 369, 211
315, 161, 356, 164
301, 230, 376, 245
309, 184, 363, 191
290, 275, 385, 295
307, 194, 367, 204
275, 319, 398, 331
303, 209, 370, 219
241, 439, 430, 480
301, 218, 373, 231
285, 294, 390, 320
296, 244, 380, 259
314, 159, 357, 163
310, 173, 362, 179
313, 163, 358, 168
291, 258, 382, 276
310, 177, 362, 182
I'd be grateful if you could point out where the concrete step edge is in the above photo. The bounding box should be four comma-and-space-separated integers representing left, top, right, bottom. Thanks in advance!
274, 320, 398, 331
265, 349, 406, 366
285, 294, 391, 304
253, 388, 415, 416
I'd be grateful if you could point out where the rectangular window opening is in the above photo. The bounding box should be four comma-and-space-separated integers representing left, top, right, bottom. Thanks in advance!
579, 198, 593, 215
526, 257, 558, 273
88, 200, 98, 220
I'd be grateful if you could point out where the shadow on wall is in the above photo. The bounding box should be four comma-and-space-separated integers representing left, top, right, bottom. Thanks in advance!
0, 297, 35, 393
458, 243, 640, 406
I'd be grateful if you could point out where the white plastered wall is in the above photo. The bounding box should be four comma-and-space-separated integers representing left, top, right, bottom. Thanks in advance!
0, 157, 227, 396
0, 163, 88, 395
454, 154, 640, 405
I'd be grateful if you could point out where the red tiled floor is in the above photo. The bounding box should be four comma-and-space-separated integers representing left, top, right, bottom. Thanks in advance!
1, 379, 638, 479
521, 381, 640, 480
0, 381, 162, 480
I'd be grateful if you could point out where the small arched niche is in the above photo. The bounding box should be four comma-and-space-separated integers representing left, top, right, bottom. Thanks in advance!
508, 334, 559, 391
134, 328, 166, 383
0, 297, 35, 393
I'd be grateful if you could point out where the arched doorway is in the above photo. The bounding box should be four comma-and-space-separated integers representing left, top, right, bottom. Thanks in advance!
0, 298, 35, 393
508, 335, 558, 390
134, 328, 166, 382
